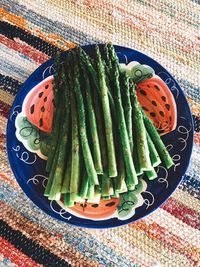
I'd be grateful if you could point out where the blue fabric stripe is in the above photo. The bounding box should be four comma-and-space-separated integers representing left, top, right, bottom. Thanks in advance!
0, 74, 21, 95
177, 78, 200, 104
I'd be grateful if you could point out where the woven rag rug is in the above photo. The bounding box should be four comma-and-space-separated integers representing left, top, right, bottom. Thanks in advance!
0, 0, 200, 266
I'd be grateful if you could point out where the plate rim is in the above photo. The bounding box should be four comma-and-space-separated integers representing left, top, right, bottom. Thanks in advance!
6, 44, 194, 229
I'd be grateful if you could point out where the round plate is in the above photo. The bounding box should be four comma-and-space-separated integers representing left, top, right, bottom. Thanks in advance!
6, 45, 194, 228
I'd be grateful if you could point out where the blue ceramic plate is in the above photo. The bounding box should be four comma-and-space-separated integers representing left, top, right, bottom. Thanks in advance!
6, 45, 193, 228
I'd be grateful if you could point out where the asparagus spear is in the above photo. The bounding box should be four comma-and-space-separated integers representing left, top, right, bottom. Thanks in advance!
102, 57, 127, 192
44, 64, 68, 198
61, 154, 71, 194
142, 109, 174, 169
78, 47, 110, 178
69, 88, 80, 202
103, 45, 112, 69
48, 71, 71, 200
44, 142, 59, 197
78, 47, 99, 89
120, 71, 133, 152
146, 131, 161, 167
95, 46, 117, 177
72, 51, 99, 186
107, 43, 138, 187
101, 173, 113, 196
102, 196, 111, 200
85, 58, 112, 196
80, 62, 103, 174
146, 168, 157, 180
64, 193, 74, 207
129, 81, 152, 171
46, 53, 62, 172
115, 178, 128, 194
79, 172, 89, 199
114, 154, 126, 191
39, 132, 51, 157
86, 182, 95, 200
132, 123, 143, 176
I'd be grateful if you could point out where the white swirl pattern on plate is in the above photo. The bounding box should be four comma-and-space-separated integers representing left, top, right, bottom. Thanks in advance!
27, 175, 48, 188
141, 191, 155, 209
178, 124, 192, 152
50, 201, 72, 221
12, 145, 37, 164
42, 64, 54, 79
156, 165, 169, 188
157, 71, 179, 99
116, 52, 128, 64
10, 105, 21, 121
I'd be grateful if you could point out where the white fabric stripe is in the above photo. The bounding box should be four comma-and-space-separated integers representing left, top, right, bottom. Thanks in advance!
0, 44, 39, 83
143, 208, 200, 247
173, 189, 200, 212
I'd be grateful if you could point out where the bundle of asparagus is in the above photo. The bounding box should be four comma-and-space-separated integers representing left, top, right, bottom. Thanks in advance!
43, 43, 174, 206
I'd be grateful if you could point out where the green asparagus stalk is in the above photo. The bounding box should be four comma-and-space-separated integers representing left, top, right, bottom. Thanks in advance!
129, 81, 152, 171
78, 159, 89, 199
46, 53, 62, 172
116, 179, 128, 194
94, 185, 101, 199
69, 88, 80, 202
86, 182, 95, 200
44, 143, 59, 197
114, 155, 126, 191
72, 51, 99, 186
102, 56, 127, 192
109, 179, 114, 196
120, 71, 133, 152
80, 63, 103, 174
78, 47, 99, 89
44, 65, 68, 198
146, 168, 157, 180
132, 126, 143, 176
103, 44, 113, 75
61, 154, 72, 193
142, 109, 174, 169
101, 173, 110, 196
107, 43, 138, 187
78, 47, 109, 176
91, 75, 108, 171
146, 131, 161, 167
95, 46, 117, 177
80, 176, 89, 199
102, 196, 111, 200
87, 60, 111, 196
48, 72, 71, 200
64, 193, 74, 207
39, 131, 51, 157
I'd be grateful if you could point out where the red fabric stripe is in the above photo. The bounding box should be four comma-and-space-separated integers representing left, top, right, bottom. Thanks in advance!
0, 34, 49, 64
0, 237, 43, 267
194, 132, 200, 146
161, 198, 200, 230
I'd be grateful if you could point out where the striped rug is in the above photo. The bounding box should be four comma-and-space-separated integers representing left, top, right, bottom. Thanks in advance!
0, 0, 200, 266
